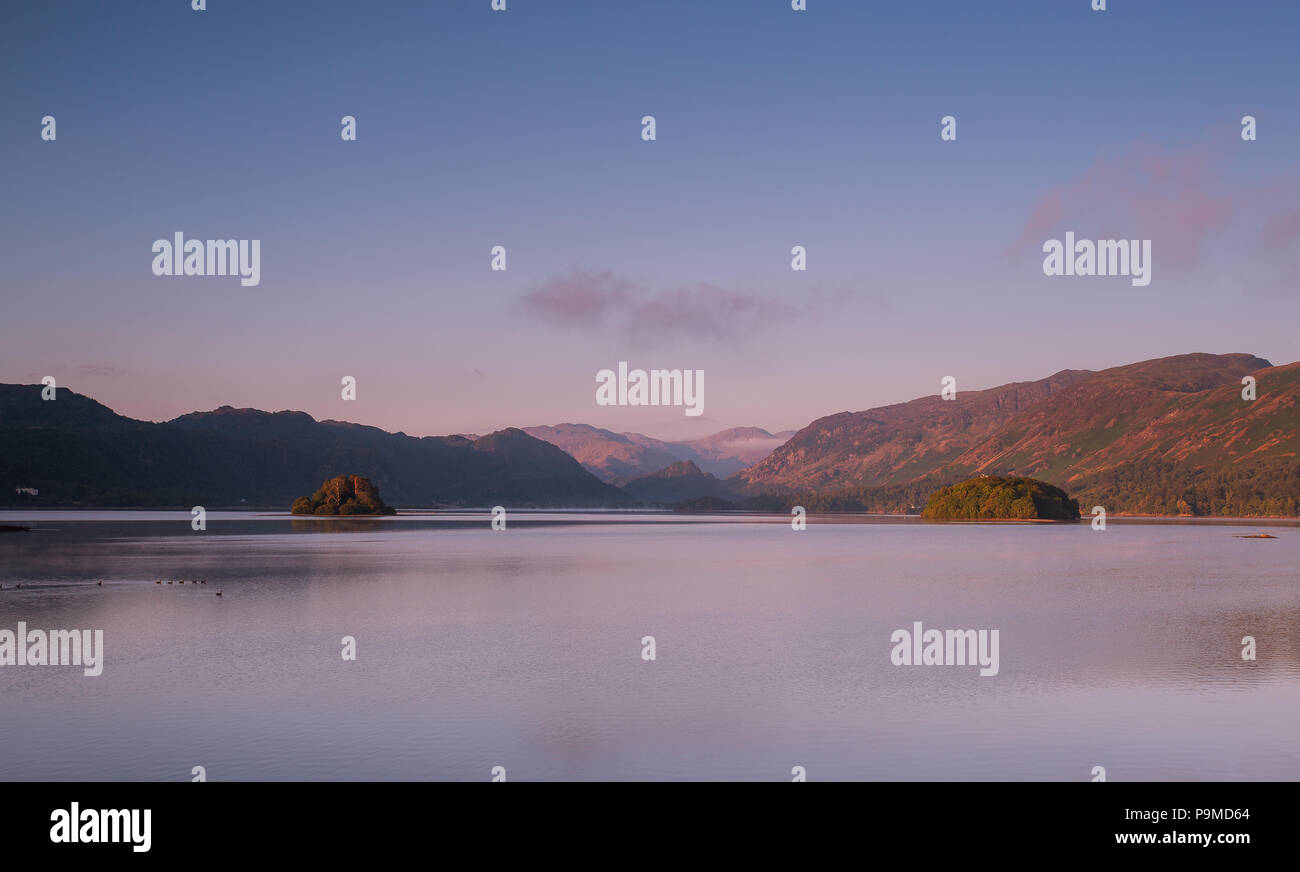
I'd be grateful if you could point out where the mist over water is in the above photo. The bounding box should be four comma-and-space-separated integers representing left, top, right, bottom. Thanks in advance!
2, 513, 1297, 781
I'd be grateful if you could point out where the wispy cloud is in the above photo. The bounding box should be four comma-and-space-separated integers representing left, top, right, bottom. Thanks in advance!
1009, 136, 1238, 269
1007, 130, 1300, 295
25, 364, 127, 380
523, 270, 635, 326
523, 269, 807, 347
1259, 209, 1300, 253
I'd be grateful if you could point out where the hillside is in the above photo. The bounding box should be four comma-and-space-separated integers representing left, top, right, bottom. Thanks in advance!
738, 368, 1094, 492
737, 353, 1299, 517
0, 387, 628, 508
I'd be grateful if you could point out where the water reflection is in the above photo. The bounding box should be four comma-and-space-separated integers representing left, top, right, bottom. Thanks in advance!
0, 515, 1297, 781
289, 518, 388, 534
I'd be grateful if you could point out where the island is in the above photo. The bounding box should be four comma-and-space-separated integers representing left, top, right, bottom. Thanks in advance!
291, 475, 397, 516
921, 475, 1081, 521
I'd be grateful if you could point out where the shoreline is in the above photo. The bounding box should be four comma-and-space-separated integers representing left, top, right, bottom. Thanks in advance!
1, 508, 1297, 528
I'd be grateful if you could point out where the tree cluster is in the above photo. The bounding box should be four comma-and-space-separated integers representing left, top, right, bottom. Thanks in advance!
291, 475, 396, 515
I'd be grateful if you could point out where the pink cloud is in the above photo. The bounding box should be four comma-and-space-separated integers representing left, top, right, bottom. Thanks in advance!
523, 269, 633, 326
626, 285, 799, 345
1009, 137, 1239, 270
25, 364, 127, 380
1259, 209, 1300, 252
524, 270, 802, 347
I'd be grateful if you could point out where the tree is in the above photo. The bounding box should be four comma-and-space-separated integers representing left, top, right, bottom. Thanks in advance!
291, 475, 396, 515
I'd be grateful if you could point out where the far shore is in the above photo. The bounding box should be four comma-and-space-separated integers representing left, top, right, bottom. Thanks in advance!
1, 508, 1297, 527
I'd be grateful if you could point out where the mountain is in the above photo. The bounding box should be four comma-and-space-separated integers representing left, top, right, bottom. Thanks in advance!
738, 353, 1300, 517
0, 387, 627, 508
522, 424, 682, 481
738, 368, 1094, 492
676, 427, 798, 477
5, 352, 1295, 516
619, 460, 736, 504
524, 423, 794, 480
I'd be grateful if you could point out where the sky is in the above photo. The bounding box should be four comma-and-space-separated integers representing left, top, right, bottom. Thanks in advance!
2, 0, 1298, 440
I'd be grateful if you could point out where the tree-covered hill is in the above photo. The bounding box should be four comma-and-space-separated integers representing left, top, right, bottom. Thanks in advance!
920, 476, 1081, 521
291, 475, 397, 515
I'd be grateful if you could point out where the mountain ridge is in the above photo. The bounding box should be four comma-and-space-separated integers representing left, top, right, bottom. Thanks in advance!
0, 387, 627, 508
3, 352, 1295, 516
736, 353, 1297, 517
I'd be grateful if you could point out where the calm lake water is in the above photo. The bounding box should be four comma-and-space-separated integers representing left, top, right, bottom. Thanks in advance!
1, 511, 1298, 781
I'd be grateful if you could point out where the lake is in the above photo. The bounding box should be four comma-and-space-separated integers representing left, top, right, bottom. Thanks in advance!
1, 511, 1297, 781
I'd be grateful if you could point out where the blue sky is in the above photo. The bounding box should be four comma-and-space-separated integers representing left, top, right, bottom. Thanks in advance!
3, 0, 1297, 439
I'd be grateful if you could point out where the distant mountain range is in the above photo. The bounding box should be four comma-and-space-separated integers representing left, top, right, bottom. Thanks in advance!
0, 389, 626, 508
522, 423, 795, 480
3, 352, 1296, 515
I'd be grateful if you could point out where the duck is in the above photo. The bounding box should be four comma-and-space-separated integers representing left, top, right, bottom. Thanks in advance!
155, 580, 161, 584
200, 579, 207, 584
97, 580, 102, 586
167, 580, 173, 585
215, 591, 223, 597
